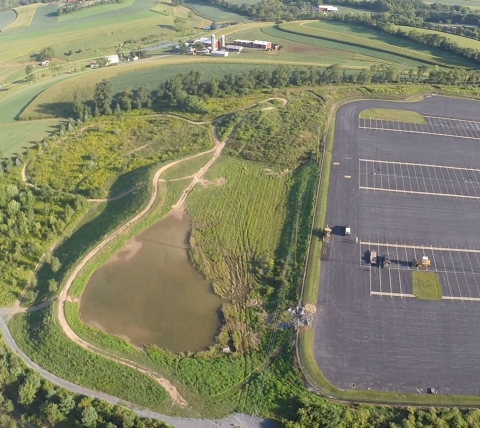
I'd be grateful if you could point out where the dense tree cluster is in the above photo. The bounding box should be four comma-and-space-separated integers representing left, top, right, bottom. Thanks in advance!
57, 0, 124, 16
285, 395, 480, 427
0, 150, 88, 305
0, 336, 170, 427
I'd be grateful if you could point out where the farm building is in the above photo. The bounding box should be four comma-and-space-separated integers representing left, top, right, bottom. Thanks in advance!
225, 45, 243, 53
233, 39, 272, 50
316, 5, 338, 12
193, 36, 220, 50
105, 54, 119, 66
90, 61, 99, 68
211, 50, 229, 57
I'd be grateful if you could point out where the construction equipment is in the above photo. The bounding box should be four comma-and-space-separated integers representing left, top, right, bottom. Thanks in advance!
370, 250, 377, 265
323, 225, 332, 243
382, 254, 391, 268
412, 256, 431, 268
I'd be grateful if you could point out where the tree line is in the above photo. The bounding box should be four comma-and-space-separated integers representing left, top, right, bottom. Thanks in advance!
72, 64, 480, 120
57, 0, 124, 16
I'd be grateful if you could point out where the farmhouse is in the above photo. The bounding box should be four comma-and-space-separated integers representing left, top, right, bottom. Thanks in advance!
316, 5, 338, 12
233, 39, 272, 50
194, 36, 220, 50
105, 54, 119, 66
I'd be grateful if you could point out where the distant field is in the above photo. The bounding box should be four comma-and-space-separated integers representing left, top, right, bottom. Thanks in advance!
58, 0, 136, 21
228, 24, 385, 67
4, 3, 40, 31
424, 0, 480, 8
0, 120, 61, 155
284, 21, 476, 68
0, 9, 16, 31
0, 10, 202, 63
396, 25, 480, 51
184, 0, 248, 22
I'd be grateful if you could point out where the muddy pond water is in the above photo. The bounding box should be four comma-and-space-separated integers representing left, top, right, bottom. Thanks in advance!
79, 211, 222, 352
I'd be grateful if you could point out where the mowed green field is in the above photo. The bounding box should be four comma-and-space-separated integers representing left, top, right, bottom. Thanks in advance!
0, 9, 16, 30
0, 120, 61, 155
396, 25, 480, 50
284, 21, 476, 67
58, 0, 136, 21
184, 0, 248, 22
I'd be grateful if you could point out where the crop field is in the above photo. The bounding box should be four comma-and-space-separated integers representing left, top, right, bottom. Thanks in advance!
28, 116, 211, 197
4, 3, 40, 31
0, 9, 16, 30
0, 8, 204, 63
396, 25, 480, 50
58, 0, 136, 21
184, 0, 248, 22
223, 24, 384, 67
0, 120, 61, 155
277, 21, 475, 68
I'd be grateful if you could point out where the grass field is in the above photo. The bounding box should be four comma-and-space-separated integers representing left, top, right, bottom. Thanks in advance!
58, 0, 136, 21
0, 120, 62, 155
4, 3, 40, 31
0, 9, 16, 31
396, 25, 480, 50
412, 271, 443, 300
184, 0, 248, 22
286, 21, 476, 68
161, 152, 213, 180
359, 108, 426, 124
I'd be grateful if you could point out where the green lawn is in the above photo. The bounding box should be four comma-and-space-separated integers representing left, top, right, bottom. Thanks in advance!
58, 0, 136, 21
396, 25, 480, 50
412, 271, 442, 300
359, 108, 426, 124
0, 120, 61, 155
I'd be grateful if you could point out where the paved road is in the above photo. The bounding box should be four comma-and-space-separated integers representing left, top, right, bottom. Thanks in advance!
0, 317, 276, 428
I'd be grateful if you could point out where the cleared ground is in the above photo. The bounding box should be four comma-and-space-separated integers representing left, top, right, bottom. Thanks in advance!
315, 96, 480, 395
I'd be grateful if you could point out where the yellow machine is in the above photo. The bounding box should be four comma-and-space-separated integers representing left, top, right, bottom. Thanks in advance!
323, 225, 332, 243
412, 256, 431, 268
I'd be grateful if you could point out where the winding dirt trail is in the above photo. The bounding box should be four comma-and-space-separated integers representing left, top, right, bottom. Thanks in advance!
13, 97, 289, 410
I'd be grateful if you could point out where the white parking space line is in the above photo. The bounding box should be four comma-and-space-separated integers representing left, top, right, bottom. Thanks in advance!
395, 245, 403, 296
465, 252, 480, 297
457, 251, 472, 298
371, 291, 415, 298
361, 242, 480, 253
442, 296, 480, 302
359, 159, 480, 172
369, 243, 372, 294
358, 187, 480, 199
448, 248, 463, 298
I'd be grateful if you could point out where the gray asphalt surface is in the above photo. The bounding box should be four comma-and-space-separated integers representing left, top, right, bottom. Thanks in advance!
0, 316, 276, 428
315, 96, 480, 395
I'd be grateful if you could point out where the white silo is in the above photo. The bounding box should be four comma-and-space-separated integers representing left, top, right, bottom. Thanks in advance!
210, 34, 216, 52
220, 34, 226, 49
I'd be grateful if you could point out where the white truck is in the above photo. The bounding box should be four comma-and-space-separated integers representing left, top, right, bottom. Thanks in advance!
345, 225, 351, 235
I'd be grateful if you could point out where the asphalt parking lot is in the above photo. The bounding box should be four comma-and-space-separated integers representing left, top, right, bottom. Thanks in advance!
314, 96, 480, 395
359, 116, 480, 139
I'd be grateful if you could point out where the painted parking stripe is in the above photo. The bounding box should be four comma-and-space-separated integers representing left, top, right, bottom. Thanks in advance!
359, 187, 480, 199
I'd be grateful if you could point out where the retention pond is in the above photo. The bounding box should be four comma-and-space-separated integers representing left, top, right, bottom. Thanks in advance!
79, 211, 222, 352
